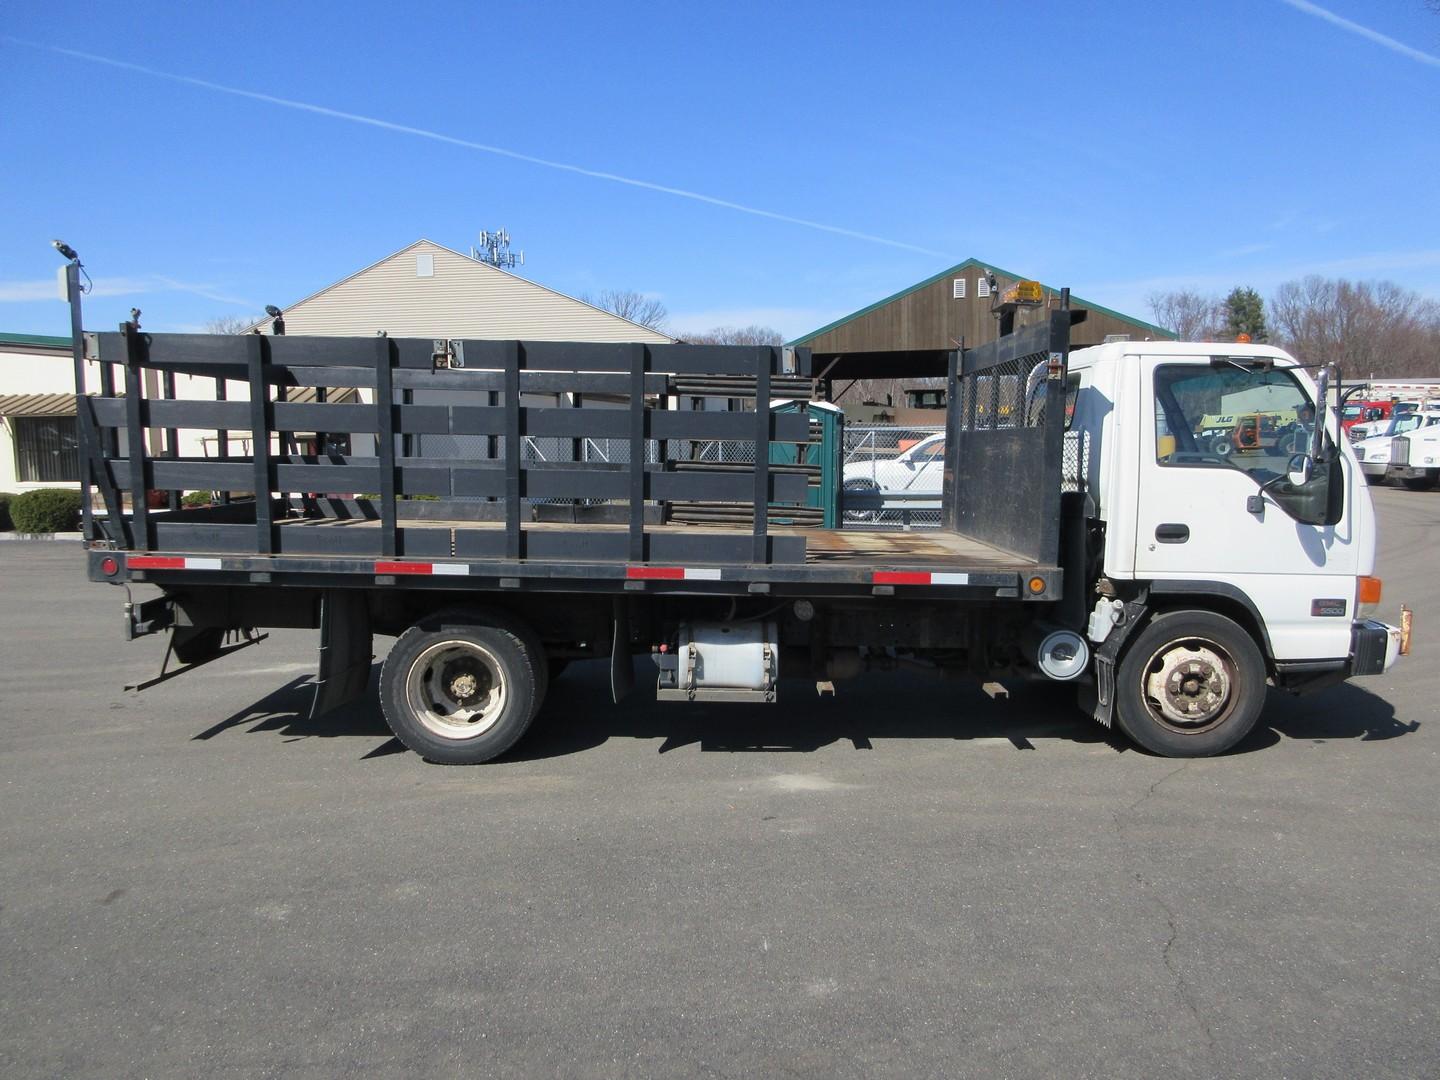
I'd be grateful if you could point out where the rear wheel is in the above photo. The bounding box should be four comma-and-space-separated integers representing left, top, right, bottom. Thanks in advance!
379, 610, 544, 764
1114, 610, 1266, 757
1401, 472, 1438, 491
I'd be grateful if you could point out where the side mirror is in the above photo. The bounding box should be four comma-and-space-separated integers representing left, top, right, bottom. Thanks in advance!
1287, 453, 1314, 487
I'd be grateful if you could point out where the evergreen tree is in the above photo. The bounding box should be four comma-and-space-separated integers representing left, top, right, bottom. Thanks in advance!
1224, 286, 1268, 342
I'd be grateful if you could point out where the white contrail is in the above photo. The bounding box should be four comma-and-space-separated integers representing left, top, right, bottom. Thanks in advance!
4, 37, 948, 258
1276, 0, 1440, 68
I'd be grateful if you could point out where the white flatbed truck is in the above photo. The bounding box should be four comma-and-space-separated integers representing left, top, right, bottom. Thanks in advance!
62, 261, 1407, 761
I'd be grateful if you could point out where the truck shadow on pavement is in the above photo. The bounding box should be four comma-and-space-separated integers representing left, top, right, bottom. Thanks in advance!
191, 660, 1417, 762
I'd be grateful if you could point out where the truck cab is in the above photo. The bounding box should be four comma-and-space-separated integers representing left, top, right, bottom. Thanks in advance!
1384, 421, 1440, 491
1064, 341, 1402, 754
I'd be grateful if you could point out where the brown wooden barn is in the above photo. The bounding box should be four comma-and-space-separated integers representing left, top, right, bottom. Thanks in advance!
790, 258, 1172, 386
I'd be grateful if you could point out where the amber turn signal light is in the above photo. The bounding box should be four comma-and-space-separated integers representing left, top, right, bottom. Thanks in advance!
1357, 576, 1382, 605
1027, 576, 1047, 595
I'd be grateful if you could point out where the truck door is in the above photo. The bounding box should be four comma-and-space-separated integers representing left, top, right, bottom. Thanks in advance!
1133, 358, 1358, 661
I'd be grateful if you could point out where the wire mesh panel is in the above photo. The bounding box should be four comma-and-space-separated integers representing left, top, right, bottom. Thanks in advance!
954, 361, 1040, 432
1062, 429, 1090, 495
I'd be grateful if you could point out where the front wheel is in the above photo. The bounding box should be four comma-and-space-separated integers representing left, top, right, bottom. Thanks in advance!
379, 610, 545, 764
1401, 472, 1438, 492
1114, 610, 1266, 757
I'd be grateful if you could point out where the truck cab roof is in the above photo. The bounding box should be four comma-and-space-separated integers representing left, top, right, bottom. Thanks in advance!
1068, 340, 1301, 370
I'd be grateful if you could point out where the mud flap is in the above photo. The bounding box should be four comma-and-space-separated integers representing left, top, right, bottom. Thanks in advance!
309, 590, 373, 719
1090, 594, 1148, 728
610, 596, 634, 704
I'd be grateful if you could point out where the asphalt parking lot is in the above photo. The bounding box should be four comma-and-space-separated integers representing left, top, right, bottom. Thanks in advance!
2, 487, 1437, 1078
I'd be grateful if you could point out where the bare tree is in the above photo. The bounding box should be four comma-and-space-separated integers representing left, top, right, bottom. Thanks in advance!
204, 314, 258, 334
1270, 276, 1440, 379
678, 325, 785, 346
580, 289, 669, 330
1147, 289, 1223, 341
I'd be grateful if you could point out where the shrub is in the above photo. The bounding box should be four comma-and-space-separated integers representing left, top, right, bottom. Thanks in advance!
181, 490, 215, 508
11, 488, 83, 533
0, 492, 16, 531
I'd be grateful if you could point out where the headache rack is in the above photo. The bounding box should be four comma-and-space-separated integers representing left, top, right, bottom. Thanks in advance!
73, 313, 1071, 598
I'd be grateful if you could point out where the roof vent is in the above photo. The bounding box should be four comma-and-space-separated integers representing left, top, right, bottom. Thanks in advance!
416, 253, 434, 278
976, 274, 991, 298
952, 277, 965, 299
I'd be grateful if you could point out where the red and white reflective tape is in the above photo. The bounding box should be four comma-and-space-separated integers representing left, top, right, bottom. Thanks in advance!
625, 566, 724, 581
872, 570, 971, 586
128, 555, 223, 570
374, 560, 471, 576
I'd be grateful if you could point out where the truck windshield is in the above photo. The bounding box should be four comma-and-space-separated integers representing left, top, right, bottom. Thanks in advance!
1389, 413, 1439, 436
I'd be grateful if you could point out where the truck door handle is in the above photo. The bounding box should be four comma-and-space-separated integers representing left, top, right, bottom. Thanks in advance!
1155, 523, 1189, 544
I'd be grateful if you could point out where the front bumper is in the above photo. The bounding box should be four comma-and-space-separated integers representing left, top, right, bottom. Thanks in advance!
1350, 618, 1403, 676
1385, 464, 1436, 481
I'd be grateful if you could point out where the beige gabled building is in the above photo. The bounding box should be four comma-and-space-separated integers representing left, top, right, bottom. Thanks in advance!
249, 239, 673, 343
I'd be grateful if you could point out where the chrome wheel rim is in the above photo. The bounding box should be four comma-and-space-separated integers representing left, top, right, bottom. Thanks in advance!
1141, 638, 1236, 734
405, 640, 508, 740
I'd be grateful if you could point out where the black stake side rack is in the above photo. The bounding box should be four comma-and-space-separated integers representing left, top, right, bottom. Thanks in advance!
74, 324, 1068, 600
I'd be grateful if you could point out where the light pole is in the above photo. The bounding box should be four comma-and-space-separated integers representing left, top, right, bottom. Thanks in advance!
53, 240, 93, 539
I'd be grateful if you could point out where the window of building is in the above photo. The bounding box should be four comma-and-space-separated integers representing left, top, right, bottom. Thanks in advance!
13, 416, 80, 483
952, 277, 966, 299
976, 274, 991, 298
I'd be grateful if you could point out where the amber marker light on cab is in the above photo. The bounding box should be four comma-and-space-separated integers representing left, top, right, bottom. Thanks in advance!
1357, 576, 1382, 617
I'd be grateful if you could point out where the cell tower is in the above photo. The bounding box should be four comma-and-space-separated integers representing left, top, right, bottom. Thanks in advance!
472, 228, 524, 270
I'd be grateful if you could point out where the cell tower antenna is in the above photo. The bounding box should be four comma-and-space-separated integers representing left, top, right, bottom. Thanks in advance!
472, 228, 525, 270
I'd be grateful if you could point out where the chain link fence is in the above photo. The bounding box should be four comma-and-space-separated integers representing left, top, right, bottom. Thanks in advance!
840, 423, 945, 530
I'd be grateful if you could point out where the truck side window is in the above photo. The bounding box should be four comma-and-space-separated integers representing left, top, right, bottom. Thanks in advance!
1154, 365, 1314, 468
1153, 363, 1339, 526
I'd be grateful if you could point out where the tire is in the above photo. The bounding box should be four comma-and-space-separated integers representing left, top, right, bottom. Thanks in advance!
1114, 609, 1266, 757
1211, 436, 1233, 457
1401, 473, 1438, 492
379, 609, 545, 764
842, 478, 881, 523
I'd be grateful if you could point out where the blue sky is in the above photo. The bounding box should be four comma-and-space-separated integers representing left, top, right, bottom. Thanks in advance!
3, 0, 1439, 340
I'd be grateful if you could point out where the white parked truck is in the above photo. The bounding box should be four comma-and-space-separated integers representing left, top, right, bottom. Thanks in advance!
69, 276, 1409, 761
1352, 410, 1440, 485
1381, 421, 1440, 491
